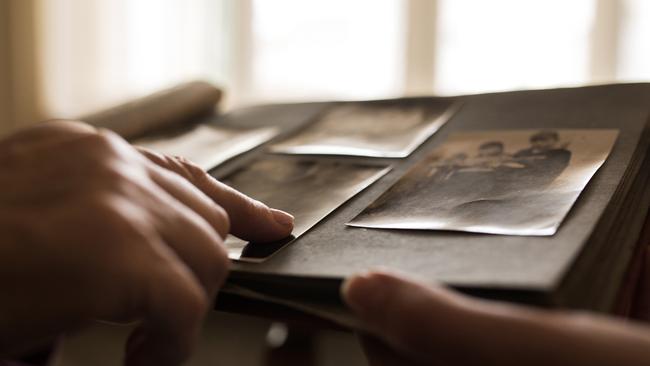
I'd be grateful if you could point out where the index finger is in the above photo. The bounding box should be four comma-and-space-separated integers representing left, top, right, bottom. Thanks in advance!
138, 148, 294, 242
197, 175, 294, 242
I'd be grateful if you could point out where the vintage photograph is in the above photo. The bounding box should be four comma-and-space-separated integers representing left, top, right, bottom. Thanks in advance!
348, 129, 619, 236
270, 100, 459, 158
134, 124, 278, 171
222, 158, 390, 262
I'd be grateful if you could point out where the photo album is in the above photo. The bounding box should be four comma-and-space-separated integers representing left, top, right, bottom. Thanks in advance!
121, 83, 650, 328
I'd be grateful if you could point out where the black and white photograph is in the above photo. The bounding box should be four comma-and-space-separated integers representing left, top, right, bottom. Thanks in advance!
270, 100, 459, 158
134, 124, 278, 171
348, 129, 619, 236
223, 158, 390, 262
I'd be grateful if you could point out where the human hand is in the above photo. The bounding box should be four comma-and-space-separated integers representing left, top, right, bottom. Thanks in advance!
342, 271, 650, 366
0, 120, 293, 365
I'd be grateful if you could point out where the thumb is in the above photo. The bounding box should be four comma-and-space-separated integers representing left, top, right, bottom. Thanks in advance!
341, 271, 484, 365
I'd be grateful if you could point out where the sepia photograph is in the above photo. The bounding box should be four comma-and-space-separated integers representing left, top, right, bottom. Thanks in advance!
222, 158, 389, 262
270, 100, 459, 158
134, 124, 278, 171
348, 129, 619, 236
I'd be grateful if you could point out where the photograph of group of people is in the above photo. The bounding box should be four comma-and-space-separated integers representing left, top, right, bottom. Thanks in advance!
350, 129, 618, 236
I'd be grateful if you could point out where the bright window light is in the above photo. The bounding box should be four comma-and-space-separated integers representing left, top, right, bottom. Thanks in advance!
618, 0, 650, 81
434, 0, 596, 95
249, 0, 406, 103
39, 0, 223, 118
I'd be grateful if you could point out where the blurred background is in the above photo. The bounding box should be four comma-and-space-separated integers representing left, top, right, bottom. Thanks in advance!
1, 1, 648, 364
0, 0, 648, 134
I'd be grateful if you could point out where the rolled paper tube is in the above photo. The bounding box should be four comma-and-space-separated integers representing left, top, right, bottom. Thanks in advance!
80, 81, 223, 140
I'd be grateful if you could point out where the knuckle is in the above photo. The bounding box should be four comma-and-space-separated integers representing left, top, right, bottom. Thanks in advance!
160, 153, 182, 170
72, 134, 122, 165
245, 197, 269, 219
47, 119, 97, 134
85, 161, 141, 195
84, 130, 135, 161
179, 157, 206, 180
171, 155, 209, 185
170, 156, 196, 182
94, 161, 127, 181
87, 130, 118, 151
145, 152, 203, 184
138, 147, 166, 165
88, 193, 146, 243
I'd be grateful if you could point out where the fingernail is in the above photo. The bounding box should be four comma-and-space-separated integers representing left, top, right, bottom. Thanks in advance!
271, 209, 294, 227
341, 273, 388, 314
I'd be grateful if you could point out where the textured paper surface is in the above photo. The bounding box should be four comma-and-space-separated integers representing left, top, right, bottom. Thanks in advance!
349, 129, 619, 236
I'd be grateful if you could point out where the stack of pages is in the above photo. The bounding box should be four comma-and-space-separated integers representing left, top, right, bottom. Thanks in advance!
134, 84, 650, 327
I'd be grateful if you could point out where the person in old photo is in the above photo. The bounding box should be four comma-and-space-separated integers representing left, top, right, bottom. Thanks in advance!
512, 130, 572, 188
349, 129, 617, 235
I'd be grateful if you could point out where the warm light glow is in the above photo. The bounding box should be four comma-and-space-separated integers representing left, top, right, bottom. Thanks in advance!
35, 0, 650, 118
435, 0, 596, 95
618, 0, 650, 81
38, 0, 223, 118
249, 0, 406, 103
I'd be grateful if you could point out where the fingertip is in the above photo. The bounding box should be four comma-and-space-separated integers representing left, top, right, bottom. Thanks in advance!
342, 269, 442, 322
270, 208, 294, 227
232, 200, 294, 242
341, 272, 391, 316
268, 208, 294, 239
